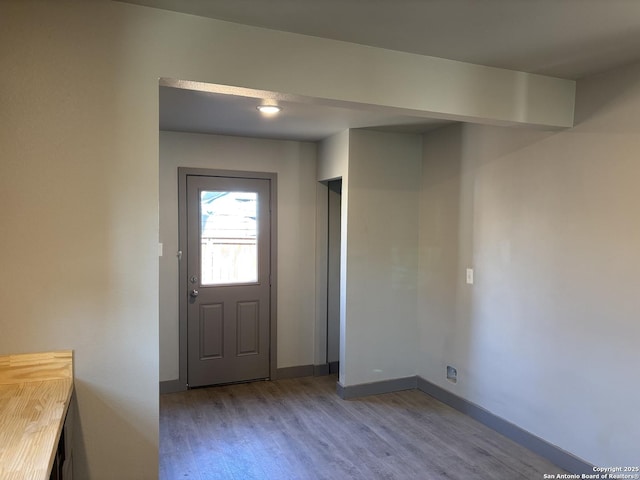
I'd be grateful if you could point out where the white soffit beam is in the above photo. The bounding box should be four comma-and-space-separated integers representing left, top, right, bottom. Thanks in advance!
151, 6, 576, 128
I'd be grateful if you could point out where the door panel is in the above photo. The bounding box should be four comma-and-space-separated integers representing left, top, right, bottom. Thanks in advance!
200, 303, 224, 359
237, 301, 259, 356
186, 174, 271, 387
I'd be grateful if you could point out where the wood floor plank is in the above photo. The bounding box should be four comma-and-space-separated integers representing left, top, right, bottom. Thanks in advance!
160, 375, 567, 479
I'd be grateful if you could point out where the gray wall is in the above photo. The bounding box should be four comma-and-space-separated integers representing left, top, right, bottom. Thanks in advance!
417, 61, 640, 466
159, 132, 318, 381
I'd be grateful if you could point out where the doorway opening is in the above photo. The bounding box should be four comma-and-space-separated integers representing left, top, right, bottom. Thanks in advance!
326, 179, 342, 374
177, 168, 278, 389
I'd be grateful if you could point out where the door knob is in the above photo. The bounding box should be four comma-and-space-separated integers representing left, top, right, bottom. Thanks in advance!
190, 289, 199, 298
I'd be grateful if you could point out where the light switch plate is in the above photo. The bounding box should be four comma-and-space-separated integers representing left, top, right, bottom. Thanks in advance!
466, 268, 474, 284
158, 243, 163, 257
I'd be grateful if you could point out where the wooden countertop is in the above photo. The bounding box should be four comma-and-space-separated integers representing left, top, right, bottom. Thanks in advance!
0, 351, 74, 480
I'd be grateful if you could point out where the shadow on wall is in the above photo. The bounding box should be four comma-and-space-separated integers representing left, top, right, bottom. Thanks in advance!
573, 60, 640, 130
73, 380, 159, 476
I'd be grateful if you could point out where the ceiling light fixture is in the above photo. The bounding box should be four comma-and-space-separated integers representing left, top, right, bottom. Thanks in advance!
257, 104, 282, 115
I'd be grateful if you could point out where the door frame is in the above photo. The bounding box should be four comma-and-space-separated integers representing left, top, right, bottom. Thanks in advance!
177, 167, 277, 389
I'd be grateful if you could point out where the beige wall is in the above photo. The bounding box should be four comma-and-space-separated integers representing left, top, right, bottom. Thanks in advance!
342, 130, 422, 385
0, 3, 161, 478
318, 131, 350, 182
1, 0, 633, 476
159, 131, 318, 381
317, 131, 351, 368
318, 130, 422, 386
4, 2, 547, 476
418, 61, 640, 466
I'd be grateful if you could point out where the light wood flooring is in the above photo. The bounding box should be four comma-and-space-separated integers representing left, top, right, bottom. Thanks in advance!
160, 375, 566, 479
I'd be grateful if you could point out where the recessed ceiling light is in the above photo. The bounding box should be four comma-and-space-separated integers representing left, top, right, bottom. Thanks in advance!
257, 104, 282, 115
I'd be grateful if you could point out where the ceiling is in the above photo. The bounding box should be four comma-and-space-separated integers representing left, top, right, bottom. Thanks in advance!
159, 83, 452, 142
122, 0, 640, 141
125, 0, 640, 79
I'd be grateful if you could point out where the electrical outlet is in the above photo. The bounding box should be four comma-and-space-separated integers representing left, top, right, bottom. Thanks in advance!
446, 365, 457, 383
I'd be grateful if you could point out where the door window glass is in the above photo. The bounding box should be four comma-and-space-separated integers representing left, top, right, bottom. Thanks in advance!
200, 191, 258, 285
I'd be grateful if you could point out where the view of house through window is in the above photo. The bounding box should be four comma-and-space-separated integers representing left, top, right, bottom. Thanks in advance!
200, 190, 258, 285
